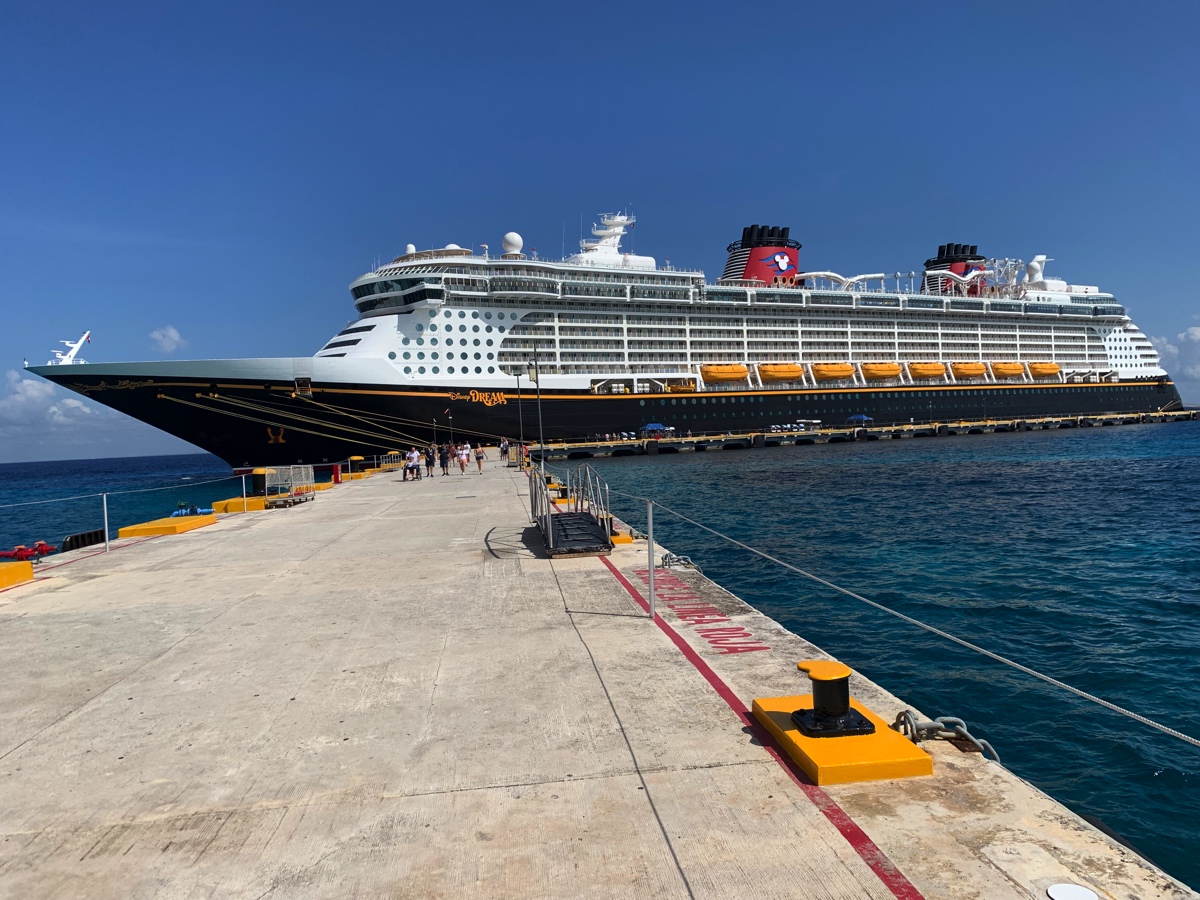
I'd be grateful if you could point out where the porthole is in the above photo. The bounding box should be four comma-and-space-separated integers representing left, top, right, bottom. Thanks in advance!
417, 338, 424, 346
403, 351, 411, 360
402, 338, 410, 345
444, 311, 452, 318
431, 338, 439, 345
473, 339, 480, 346
432, 366, 440, 373
487, 366, 495, 373
660, 399, 667, 406
417, 352, 425, 360
486, 326, 493, 333
458, 311, 466, 318
460, 338, 468, 345
459, 325, 467, 332
404, 366, 412, 374
418, 366, 426, 374
430, 324, 438, 332
499, 326, 506, 334
446, 352, 454, 360
485, 312, 492, 320
487, 352, 494, 359
475, 366, 482, 374
486, 339, 493, 346
432, 352, 439, 360
472, 325, 480, 332
671, 399, 677, 405
639, 399, 646, 406
416, 324, 424, 331
474, 352, 481, 360
427, 311, 435, 318
448, 366, 455, 374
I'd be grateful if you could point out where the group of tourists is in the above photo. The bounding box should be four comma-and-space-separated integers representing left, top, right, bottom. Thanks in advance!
402, 441, 489, 480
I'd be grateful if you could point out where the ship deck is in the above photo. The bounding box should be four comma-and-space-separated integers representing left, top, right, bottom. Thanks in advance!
0, 466, 1192, 898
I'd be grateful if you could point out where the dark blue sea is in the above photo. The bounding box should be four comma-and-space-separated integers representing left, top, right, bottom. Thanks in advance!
581, 421, 1200, 890
2, 427, 1198, 888
0, 454, 237, 550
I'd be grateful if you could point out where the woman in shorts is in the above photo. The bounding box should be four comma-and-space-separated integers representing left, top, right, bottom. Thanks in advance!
474, 444, 487, 473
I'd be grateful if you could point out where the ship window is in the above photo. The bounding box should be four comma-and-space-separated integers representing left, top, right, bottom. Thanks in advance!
459, 325, 467, 332
639, 400, 646, 406
476, 366, 482, 374
388, 351, 396, 360
417, 352, 425, 360
485, 312, 492, 319
473, 325, 479, 332
432, 366, 440, 373
458, 311, 466, 318
488, 367, 495, 373
430, 324, 438, 332
404, 366, 412, 374
448, 366, 455, 374
416, 324, 423, 331
403, 352, 411, 359
418, 366, 426, 374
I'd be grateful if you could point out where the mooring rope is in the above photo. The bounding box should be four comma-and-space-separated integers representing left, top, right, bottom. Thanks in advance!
599, 483, 1200, 751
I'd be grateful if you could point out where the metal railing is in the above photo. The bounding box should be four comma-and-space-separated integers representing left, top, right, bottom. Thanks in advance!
528, 470, 556, 551
563, 464, 612, 537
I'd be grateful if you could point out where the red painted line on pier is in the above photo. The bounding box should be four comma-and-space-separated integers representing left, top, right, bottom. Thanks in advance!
599, 555, 924, 900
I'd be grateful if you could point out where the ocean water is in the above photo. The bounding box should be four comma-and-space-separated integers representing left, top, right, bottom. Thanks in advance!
2, 430, 1198, 888
0, 454, 236, 550
582, 420, 1200, 890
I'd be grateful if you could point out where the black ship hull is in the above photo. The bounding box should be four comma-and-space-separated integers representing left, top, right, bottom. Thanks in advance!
35, 369, 1185, 467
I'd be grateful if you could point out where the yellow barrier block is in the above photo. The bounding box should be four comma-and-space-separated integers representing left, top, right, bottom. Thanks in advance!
312, 482, 336, 491
752, 694, 932, 785
611, 533, 634, 544
213, 497, 266, 513
347, 473, 367, 480
118, 514, 216, 538
0, 561, 35, 590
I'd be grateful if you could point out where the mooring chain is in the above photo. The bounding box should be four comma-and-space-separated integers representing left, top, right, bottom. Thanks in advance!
892, 710, 1000, 762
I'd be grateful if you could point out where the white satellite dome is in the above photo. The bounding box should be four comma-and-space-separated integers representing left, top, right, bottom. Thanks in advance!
501, 232, 523, 254
405, 243, 416, 255
445, 243, 461, 250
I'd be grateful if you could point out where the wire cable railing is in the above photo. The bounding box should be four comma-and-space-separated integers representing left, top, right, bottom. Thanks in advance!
578, 476, 1200, 754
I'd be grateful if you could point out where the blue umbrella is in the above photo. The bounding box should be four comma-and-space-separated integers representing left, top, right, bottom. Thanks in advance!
846, 414, 873, 423
642, 422, 667, 430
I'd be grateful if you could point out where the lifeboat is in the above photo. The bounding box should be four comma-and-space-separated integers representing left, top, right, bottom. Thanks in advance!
758, 363, 805, 382
991, 362, 1025, 378
700, 363, 749, 383
950, 362, 986, 379
908, 362, 946, 379
1028, 362, 1061, 378
861, 362, 902, 380
811, 363, 855, 382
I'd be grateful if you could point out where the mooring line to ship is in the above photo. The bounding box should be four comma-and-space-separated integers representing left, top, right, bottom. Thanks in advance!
598, 484, 1200, 751
212, 394, 425, 445
300, 395, 512, 442
157, 394, 408, 451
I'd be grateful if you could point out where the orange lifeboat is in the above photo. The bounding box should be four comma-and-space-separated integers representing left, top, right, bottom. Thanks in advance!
1028, 362, 1061, 378
950, 362, 987, 379
758, 363, 805, 383
991, 362, 1025, 378
811, 363, 855, 382
861, 362, 902, 380
700, 363, 749, 383
908, 362, 946, 379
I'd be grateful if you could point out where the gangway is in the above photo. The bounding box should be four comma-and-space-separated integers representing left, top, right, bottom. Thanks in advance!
528, 464, 613, 556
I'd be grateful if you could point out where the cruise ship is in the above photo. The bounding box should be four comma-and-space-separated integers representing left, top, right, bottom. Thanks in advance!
29, 214, 1183, 467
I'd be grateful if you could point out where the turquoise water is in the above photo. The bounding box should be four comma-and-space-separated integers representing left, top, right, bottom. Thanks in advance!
583, 421, 1200, 890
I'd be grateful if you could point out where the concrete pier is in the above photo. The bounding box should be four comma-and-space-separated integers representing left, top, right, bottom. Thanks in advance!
0, 466, 1193, 898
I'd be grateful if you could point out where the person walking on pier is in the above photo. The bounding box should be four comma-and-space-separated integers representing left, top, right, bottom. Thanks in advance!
438, 443, 450, 476
457, 443, 470, 475
474, 443, 488, 473
424, 443, 436, 479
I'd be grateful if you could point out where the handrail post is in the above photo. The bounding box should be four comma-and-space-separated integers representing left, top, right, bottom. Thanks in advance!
646, 499, 655, 620
241, 474, 247, 512
102, 492, 110, 552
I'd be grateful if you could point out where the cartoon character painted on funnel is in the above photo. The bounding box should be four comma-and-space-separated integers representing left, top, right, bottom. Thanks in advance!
742, 246, 800, 285
761, 252, 795, 276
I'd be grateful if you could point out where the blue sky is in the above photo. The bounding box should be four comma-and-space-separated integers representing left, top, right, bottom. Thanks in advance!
2, 0, 1198, 462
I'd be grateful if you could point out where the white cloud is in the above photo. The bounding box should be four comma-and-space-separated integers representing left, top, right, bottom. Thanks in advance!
150, 325, 186, 354
0, 370, 93, 427
1153, 328, 1200, 385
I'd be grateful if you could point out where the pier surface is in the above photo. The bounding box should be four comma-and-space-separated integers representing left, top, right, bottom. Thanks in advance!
0, 467, 1193, 899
